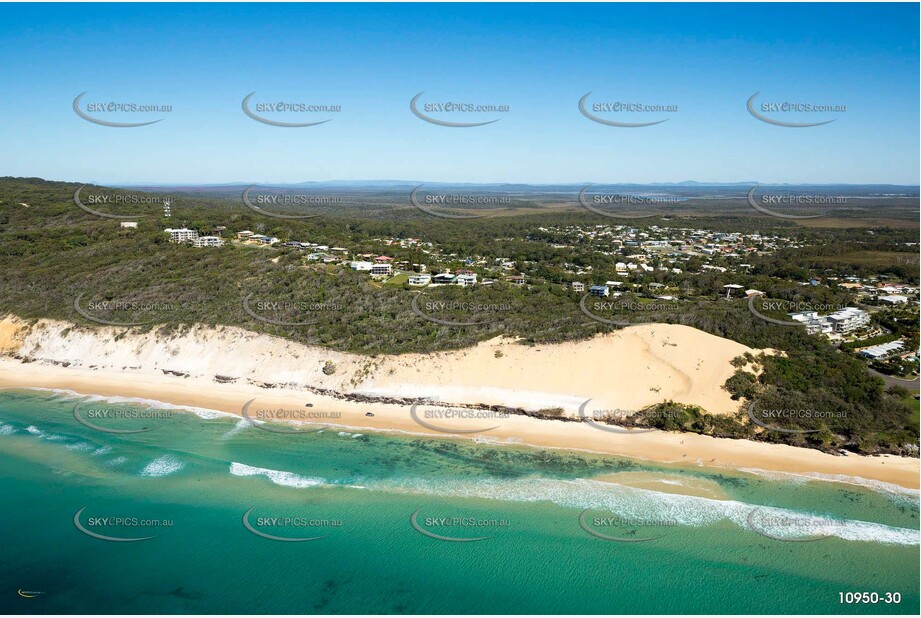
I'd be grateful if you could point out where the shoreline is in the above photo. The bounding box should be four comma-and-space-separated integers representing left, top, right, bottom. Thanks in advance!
2, 357, 918, 490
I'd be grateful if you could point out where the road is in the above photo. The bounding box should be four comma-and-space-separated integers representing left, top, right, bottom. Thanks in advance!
870, 368, 920, 392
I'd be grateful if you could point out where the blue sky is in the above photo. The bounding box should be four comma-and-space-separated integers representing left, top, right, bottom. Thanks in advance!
0, 2, 917, 185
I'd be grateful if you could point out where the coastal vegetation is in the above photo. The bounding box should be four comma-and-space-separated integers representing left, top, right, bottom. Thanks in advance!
1, 176, 917, 456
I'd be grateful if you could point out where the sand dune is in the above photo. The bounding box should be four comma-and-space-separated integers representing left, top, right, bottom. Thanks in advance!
1, 316, 753, 417
0, 315, 916, 489
365, 325, 753, 415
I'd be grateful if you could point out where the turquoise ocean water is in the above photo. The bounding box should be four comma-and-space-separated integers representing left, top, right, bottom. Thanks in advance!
0, 388, 918, 614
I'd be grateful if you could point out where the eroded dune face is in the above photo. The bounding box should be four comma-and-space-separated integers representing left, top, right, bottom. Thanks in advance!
0, 316, 28, 354
3, 315, 758, 417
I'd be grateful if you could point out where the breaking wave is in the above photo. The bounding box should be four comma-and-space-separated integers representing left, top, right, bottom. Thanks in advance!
229, 462, 326, 488
141, 455, 184, 477
223, 462, 919, 545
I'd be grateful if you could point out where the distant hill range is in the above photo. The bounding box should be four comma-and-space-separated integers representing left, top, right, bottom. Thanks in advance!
116, 180, 919, 197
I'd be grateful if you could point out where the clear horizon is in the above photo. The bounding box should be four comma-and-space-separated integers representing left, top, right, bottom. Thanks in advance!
1, 2, 918, 185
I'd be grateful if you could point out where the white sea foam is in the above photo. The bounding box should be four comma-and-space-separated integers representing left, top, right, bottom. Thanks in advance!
18, 387, 235, 421
373, 477, 919, 546
222, 419, 250, 439
187, 408, 227, 420
23, 424, 65, 441
337, 431, 363, 438
88, 395, 232, 421
229, 462, 326, 488
65, 441, 94, 452
221, 461, 918, 546
140, 455, 184, 477
107, 456, 128, 466
739, 467, 921, 502
0, 423, 15, 435
93, 446, 113, 456
18, 387, 95, 401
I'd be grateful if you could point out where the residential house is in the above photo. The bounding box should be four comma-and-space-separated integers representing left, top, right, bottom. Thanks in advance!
408, 274, 432, 286
455, 274, 477, 287
590, 285, 610, 297
432, 273, 456, 285
370, 263, 393, 277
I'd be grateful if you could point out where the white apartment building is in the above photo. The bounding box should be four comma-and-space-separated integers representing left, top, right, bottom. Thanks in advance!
571, 282, 585, 293
789, 311, 833, 335
194, 236, 224, 247
826, 307, 870, 333
789, 307, 870, 335
164, 228, 198, 243
408, 274, 431, 286
455, 274, 477, 287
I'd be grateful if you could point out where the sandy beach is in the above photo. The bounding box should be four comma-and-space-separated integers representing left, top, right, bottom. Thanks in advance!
1, 315, 918, 490
1, 316, 757, 415
1, 356, 917, 489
